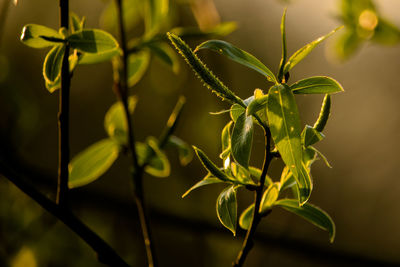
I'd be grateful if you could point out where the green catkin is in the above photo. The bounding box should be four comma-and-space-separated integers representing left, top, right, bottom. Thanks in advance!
167, 32, 244, 106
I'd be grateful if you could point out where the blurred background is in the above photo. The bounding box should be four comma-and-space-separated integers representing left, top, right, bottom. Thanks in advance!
1, 0, 400, 266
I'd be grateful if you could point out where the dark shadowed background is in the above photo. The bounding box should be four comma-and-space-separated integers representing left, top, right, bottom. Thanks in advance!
1, 0, 400, 266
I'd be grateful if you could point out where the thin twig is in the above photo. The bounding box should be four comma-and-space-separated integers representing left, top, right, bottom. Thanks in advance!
114, 0, 157, 266
0, 163, 130, 267
56, 0, 70, 206
233, 127, 273, 267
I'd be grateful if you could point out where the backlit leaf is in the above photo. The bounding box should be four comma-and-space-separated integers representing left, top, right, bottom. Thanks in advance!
246, 94, 268, 116
147, 42, 180, 73
79, 48, 121, 64
313, 94, 331, 132
283, 26, 343, 74
278, 8, 288, 82
43, 44, 65, 83
167, 135, 193, 166
182, 174, 224, 198
170, 21, 237, 39
193, 146, 230, 182
239, 204, 254, 230
302, 125, 325, 147
216, 185, 238, 235
69, 29, 119, 53
127, 50, 150, 87
267, 84, 312, 205
275, 199, 336, 242
231, 113, 254, 169
145, 138, 170, 177
291, 77, 343, 95
69, 139, 119, 188
195, 40, 277, 83
260, 183, 280, 213
20, 24, 63, 48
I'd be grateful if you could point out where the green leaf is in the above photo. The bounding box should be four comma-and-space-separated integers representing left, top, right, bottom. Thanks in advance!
283, 26, 343, 74
230, 104, 245, 123
79, 49, 121, 64
313, 94, 331, 132
70, 13, 85, 33
278, 8, 288, 82
372, 18, 400, 45
182, 174, 224, 198
260, 183, 280, 213
170, 21, 237, 39
144, 138, 171, 177
147, 42, 180, 73
216, 185, 238, 235
167, 135, 193, 166
275, 199, 336, 242
221, 121, 233, 154
309, 146, 332, 168
167, 32, 243, 104
145, 0, 169, 38
231, 113, 254, 169
195, 40, 277, 83
280, 166, 296, 191
193, 146, 230, 182
267, 84, 312, 205
100, 0, 141, 34
159, 96, 186, 147
43, 44, 65, 83
334, 30, 361, 60
69, 29, 119, 53
69, 139, 119, 188
228, 162, 254, 185
239, 204, 254, 230
249, 166, 273, 186
20, 24, 64, 48
246, 94, 268, 116
104, 96, 137, 144
302, 125, 325, 147
127, 50, 150, 87
291, 77, 343, 95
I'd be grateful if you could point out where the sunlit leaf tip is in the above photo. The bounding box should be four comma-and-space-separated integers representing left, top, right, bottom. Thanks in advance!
167, 32, 243, 105
216, 185, 238, 235
314, 94, 331, 132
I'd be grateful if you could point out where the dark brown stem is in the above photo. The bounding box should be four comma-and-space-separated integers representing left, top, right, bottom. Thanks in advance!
56, 0, 70, 206
0, 163, 130, 267
233, 128, 273, 267
114, 0, 157, 266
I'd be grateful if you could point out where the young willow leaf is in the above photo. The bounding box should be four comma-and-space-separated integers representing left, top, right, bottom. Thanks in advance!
70, 13, 85, 33
69, 29, 119, 53
291, 77, 344, 95
20, 24, 64, 48
147, 42, 180, 73
104, 96, 137, 145
230, 104, 245, 123
167, 32, 243, 105
195, 40, 277, 83
249, 166, 273, 186
246, 94, 268, 116
231, 113, 254, 169
145, 0, 169, 38
167, 135, 193, 166
267, 84, 312, 205
313, 94, 331, 132
275, 199, 336, 243
182, 174, 223, 198
145, 138, 171, 177
221, 121, 233, 154
216, 185, 238, 235
278, 8, 288, 82
79, 49, 121, 64
280, 166, 296, 191
193, 146, 230, 181
127, 50, 150, 87
309, 146, 332, 168
69, 139, 119, 188
43, 44, 65, 84
260, 183, 280, 213
239, 204, 254, 230
302, 125, 325, 147
170, 21, 237, 39
283, 26, 343, 74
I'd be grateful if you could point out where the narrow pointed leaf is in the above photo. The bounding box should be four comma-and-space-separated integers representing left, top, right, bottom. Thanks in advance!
70, 13, 85, 33
167, 33, 243, 104
309, 146, 332, 168
20, 24, 63, 48
275, 199, 336, 243
239, 204, 254, 230
221, 121, 233, 154
147, 42, 180, 73
69, 139, 119, 188
231, 113, 254, 169
167, 135, 193, 166
144, 138, 171, 177
216, 185, 238, 235
313, 94, 331, 132
283, 26, 343, 74
69, 29, 119, 53
193, 146, 230, 181
43, 44, 65, 83
182, 174, 224, 198
195, 40, 277, 83
267, 84, 312, 205
278, 8, 288, 81
260, 183, 280, 213
291, 77, 343, 95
